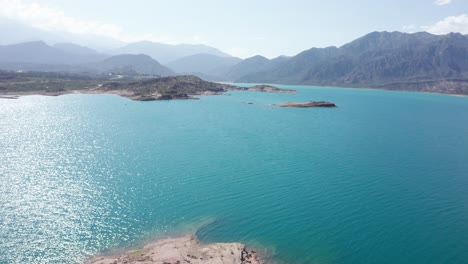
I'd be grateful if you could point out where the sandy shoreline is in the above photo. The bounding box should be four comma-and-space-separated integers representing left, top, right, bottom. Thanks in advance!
86, 235, 262, 264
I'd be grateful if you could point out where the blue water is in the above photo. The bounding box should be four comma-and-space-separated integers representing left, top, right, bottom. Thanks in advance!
1, 85, 468, 264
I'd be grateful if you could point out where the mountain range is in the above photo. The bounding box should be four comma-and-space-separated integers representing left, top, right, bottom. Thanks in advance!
1, 31, 468, 94
166, 54, 242, 79
113, 41, 232, 64
92, 54, 173, 76
0, 41, 173, 76
238, 32, 468, 86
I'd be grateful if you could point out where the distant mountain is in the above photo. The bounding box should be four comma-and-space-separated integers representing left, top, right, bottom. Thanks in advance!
91, 54, 174, 76
238, 47, 338, 83
0, 41, 105, 65
225, 55, 290, 81
166, 53, 241, 79
114, 41, 232, 64
0, 41, 172, 76
0, 18, 66, 45
3, 31, 468, 94
0, 18, 124, 51
329, 31, 468, 85
53, 43, 103, 56
235, 31, 468, 94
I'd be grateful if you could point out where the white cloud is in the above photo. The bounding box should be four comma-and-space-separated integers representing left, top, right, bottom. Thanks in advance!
402, 24, 419, 33
0, 0, 207, 45
434, 0, 452, 6
425, 14, 468, 34
0, 0, 125, 39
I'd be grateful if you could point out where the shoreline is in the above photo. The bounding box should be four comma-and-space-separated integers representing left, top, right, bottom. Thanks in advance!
0, 89, 213, 101
86, 234, 263, 264
0, 84, 296, 101
2, 82, 466, 101
229, 82, 468, 98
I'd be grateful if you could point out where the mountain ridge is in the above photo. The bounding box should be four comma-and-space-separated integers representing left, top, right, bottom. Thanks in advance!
233, 31, 468, 94
166, 53, 241, 78
113, 41, 232, 64
0, 42, 173, 76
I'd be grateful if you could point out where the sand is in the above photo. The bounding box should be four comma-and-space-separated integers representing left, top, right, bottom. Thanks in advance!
86, 235, 261, 264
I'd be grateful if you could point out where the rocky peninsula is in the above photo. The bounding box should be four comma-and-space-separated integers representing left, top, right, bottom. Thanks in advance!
0, 71, 297, 101
274, 101, 337, 108
87, 235, 261, 264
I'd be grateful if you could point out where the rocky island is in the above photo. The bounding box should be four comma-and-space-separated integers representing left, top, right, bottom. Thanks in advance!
87, 235, 261, 264
0, 71, 297, 101
274, 101, 337, 108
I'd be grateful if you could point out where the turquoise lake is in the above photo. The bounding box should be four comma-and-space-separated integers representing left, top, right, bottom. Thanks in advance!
1, 85, 468, 264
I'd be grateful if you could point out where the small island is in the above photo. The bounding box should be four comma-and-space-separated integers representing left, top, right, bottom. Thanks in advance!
87, 235, 261, 264
274, 101, 337, 108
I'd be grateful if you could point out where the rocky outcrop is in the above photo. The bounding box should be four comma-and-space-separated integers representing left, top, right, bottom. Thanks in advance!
128, 94, 197, 101
96, 77, 297, 101
246, 85, 297, 94
87, 235, 261, 264
228, 85, 297, 94
274, 101, 337, 108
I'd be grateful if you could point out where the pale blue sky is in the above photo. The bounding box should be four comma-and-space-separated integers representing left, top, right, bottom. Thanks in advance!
1, 0, 468, 58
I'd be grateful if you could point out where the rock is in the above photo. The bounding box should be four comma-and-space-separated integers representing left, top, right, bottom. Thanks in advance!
227, 84, 297, 94
274, 101, 337, 108
129, 94, 197, 101
0, 95, 19, 99
131, 95, 158, 101
246, 85, 297, 94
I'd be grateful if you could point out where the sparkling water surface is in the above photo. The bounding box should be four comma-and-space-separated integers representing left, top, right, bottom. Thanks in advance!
1, 85, 468, 264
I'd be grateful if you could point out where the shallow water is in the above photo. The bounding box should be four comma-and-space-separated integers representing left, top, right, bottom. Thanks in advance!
1, 85, 467, 264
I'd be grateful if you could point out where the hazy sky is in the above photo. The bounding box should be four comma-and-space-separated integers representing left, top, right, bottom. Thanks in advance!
1, 0, 468, 58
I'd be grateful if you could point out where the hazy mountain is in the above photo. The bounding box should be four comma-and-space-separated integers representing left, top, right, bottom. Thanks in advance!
0, 18, 124, 51
225, 55, 290, 81
53, 43, 103, 56
3, 31, 467, 94
0, 41, 172, 76
91, 54, 174, 76
238, 47, 339, 83
0, 41, 105, 65
236, 31, 468, 93
166, 53, 241, 78
0, 19, 65, 45
114, 41, 232, 64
